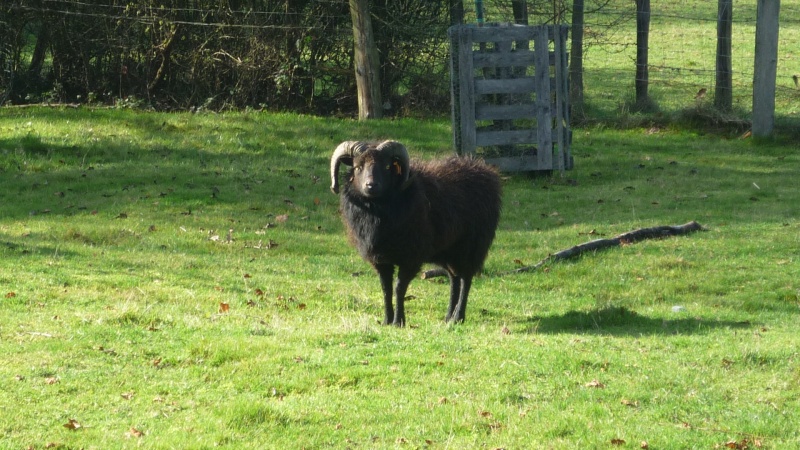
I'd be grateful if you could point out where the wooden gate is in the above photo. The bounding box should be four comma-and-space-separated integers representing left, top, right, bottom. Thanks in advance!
449, 23, 572, 172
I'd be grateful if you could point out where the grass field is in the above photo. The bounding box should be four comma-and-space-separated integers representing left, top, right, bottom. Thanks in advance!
1, 107, 799, 449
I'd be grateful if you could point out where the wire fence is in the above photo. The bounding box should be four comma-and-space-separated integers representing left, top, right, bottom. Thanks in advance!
478, 1, 800, 121
2, 0, 799, 121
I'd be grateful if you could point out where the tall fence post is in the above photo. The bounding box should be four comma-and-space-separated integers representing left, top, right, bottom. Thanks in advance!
752, 0, 780, 137
714, 0, 732, 111
349, 0, 382, 120
635, 0, 650, 106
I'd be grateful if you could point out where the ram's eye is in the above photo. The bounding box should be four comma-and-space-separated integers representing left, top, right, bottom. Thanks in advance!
385, 164, 391, 170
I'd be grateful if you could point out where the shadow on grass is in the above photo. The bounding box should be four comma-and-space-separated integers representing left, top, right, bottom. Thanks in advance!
503, 306, 753, 336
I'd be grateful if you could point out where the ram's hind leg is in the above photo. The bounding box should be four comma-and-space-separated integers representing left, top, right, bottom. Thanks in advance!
446, 274, 472, 324
375, 264, 395, 325
445, 273, 460, 322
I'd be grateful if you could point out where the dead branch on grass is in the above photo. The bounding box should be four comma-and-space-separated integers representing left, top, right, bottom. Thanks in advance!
421, 221, 706, 279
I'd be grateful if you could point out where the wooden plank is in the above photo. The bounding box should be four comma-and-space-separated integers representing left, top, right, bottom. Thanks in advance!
471, 23, 561, 43
475, 103, 536, 121
471, 26, 535, 43
564, 25, 571, 165
476, 129, 537, 146
484, 156, 543, 172
473, 50, 535, 68
553, 24, 567, 171
456, 26, 477, 155
448, 26, 462, 153
560, 25, 572, 169
533, 25, 553, 170
475, 77, 536, 95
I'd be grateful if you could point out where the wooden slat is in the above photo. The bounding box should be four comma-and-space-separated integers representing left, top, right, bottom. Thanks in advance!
471, 24, 561, 43
533, 25, 553, 170
476, 129, 537, 146
475, 103, 536, 121
456, 26, 477, 155
484, 156, 543, 172
471, 26, 535, 43
553, 24, 567, 171
475, 77, 536, 95
473, 50, 535, 68
448, 26, 462, 153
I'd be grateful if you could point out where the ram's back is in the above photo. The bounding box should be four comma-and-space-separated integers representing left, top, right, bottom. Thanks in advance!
413, 157, 502, 271
341, 156, 501, 273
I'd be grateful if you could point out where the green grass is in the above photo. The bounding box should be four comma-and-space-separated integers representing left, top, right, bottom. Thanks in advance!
1, 107, 799, 449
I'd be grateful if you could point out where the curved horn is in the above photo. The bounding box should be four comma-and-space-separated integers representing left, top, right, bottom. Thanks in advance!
330, 141, 369, 194
376, 140, 410, 187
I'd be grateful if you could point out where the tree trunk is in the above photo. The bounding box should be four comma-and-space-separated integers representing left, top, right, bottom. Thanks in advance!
715, 0, 733, 111
449, 0, 464, 26
569, 0, 585, 110
511, 0, 528, 25
349, 0, 382, 120
27, 25, 50, 77
635, 0, 650, 106
752, 0, 781, 137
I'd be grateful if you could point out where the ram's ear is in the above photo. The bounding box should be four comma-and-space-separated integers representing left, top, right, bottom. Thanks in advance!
376, 140, 410, 187
392, 159, 403, 175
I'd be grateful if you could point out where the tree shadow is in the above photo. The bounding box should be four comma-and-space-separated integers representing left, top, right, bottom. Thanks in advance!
510, 306, 754, 336
1, 235, 81, 259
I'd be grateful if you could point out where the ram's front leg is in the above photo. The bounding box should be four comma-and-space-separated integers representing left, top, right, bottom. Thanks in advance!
393, 265, 420, 327
375, 264, 395, 325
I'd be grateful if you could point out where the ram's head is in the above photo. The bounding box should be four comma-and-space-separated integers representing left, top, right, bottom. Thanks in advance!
330, 140, 410, 198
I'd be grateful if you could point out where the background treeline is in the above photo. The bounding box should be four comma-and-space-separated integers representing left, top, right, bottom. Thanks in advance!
2, 1, 799, 121
1, 0, 459, 114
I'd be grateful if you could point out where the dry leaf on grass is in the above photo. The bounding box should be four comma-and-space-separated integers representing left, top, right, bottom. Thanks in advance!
126, 427, 145, 438
63, 419, 82, 430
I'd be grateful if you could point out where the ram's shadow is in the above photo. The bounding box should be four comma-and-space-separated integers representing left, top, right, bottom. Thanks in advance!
506, 306, 754, 336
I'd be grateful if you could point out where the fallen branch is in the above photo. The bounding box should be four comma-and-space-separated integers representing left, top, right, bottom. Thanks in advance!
421, 221, 706, 279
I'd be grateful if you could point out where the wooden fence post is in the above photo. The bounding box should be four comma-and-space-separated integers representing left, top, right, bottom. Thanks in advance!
715, 0, 733, 111
752, 0, 780, 137
349, 0, 382, 120
635, 0, 650, 106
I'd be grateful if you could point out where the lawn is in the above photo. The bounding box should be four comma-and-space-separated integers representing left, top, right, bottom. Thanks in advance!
0, 107, 798, 449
